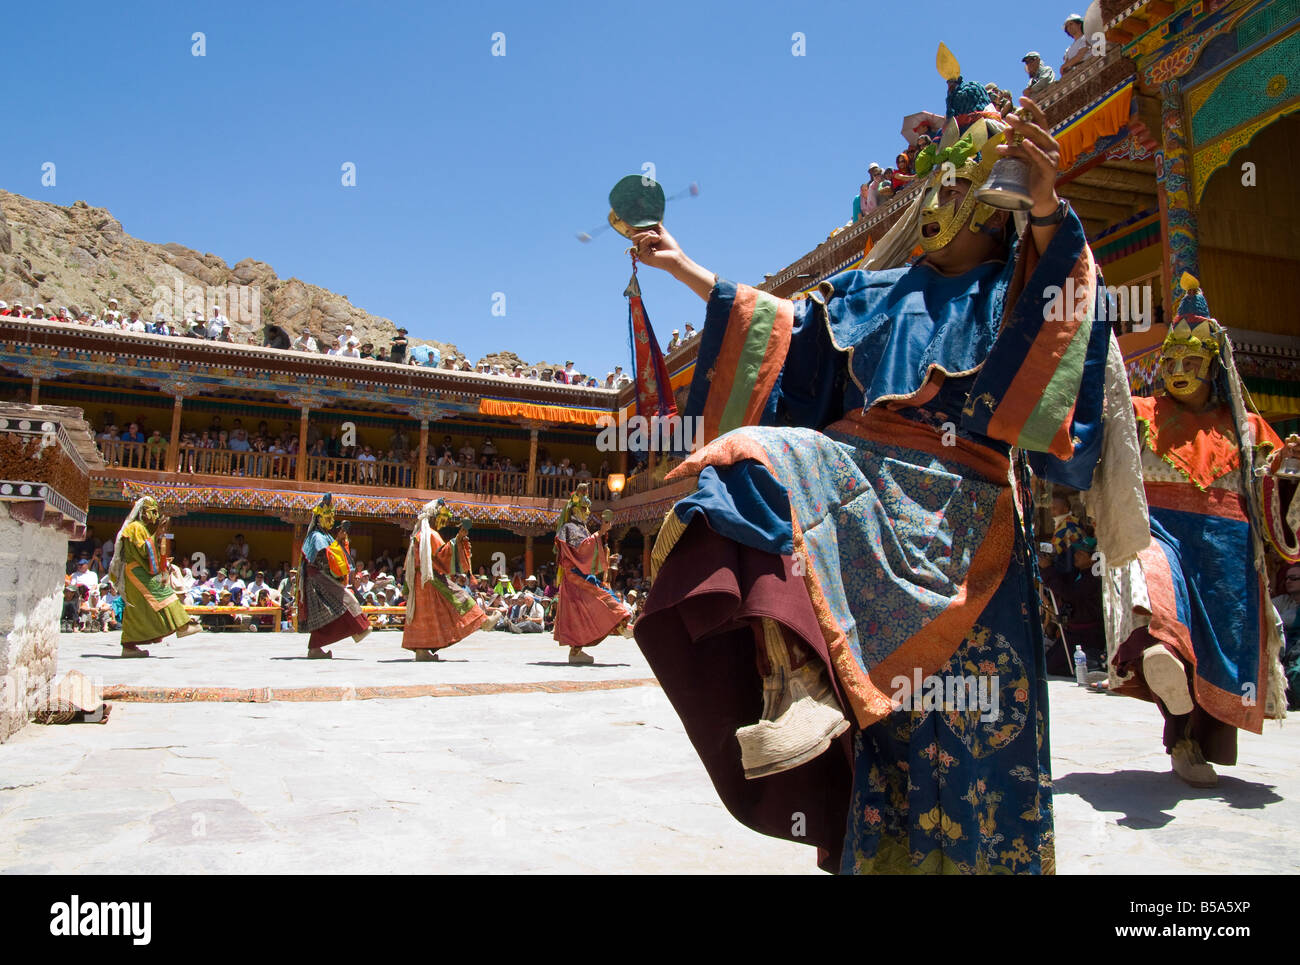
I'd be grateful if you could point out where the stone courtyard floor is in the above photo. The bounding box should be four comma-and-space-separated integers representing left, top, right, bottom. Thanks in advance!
1, 627, 1297, 874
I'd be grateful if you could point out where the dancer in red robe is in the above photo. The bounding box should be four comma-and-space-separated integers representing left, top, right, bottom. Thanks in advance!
553, 484, 631, 664
402, 499, 485, 661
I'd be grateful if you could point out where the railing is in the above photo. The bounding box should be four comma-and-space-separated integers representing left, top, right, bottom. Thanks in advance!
99, 439, 168, 470
181, 446, 301, 479
306, 454, 419, 488
620, 457, 684, 497
98, 441, 619, 501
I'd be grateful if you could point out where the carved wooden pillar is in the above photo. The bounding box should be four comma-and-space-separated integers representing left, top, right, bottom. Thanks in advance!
417, 419, 430, 490
167, 395, 185, 472
142, 377, 197, 474
278, 390, 326, 484
296, 406, 310, 482
527, 426, 540, 495
20, 359, 55, 405
525, 532, 534, 576
404, 403, 445, 492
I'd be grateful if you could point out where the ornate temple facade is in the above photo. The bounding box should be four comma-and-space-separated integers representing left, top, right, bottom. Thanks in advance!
754, 0, 1299, 433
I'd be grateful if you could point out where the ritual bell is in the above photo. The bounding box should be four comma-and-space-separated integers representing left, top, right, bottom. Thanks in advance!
975, 157, 1034, 211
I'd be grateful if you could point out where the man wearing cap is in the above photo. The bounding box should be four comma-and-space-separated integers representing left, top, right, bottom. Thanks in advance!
206, 306, 226, 340
1061, 14, 1091, 75
501, 592, 545, 633
71, 558, 100, 601
1022, 52, 1055, 98
293, 328, 319, 352
390, 328, 408, 364
667, 330, 681, 352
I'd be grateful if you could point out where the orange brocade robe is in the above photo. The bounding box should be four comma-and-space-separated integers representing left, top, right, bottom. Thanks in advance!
553, 528, 631, 649
402, 531, 485, 652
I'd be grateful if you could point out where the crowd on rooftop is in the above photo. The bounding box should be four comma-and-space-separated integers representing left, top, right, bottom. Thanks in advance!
2, 291, 700, 388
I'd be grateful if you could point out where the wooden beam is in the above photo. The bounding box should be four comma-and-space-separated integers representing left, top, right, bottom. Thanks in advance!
1069, 197, 1138, 224
1107, 27, 1133, 43
1146, 0, 1175, 16
1060, 183, 1157, 208
1073, 167, 1158, 194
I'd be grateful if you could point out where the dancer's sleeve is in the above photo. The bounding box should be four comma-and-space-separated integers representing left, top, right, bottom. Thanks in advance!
962, 210, 1110, 478
684, 280, 838, 445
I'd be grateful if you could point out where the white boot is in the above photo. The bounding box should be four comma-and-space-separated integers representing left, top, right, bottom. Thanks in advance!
568, 646, 594, 665
1142, 644, 1193, 715
734, 619, 849, 780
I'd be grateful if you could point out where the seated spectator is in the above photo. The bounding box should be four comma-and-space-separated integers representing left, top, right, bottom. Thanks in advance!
500, 592, 545, 633
263, 323, 291, 349
1061, 13, 1091, 75
60, 585, 81, 632
1022, 51, 1055, 98
293, 328, 319, 352
97, 581, 124, 632
146, 429, 168, 469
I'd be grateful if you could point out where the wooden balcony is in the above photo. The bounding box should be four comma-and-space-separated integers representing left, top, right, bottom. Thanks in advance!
95, 441, 616, 507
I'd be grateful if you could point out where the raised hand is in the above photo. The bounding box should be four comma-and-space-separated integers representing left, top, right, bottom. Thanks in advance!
998, 97, 1062, 217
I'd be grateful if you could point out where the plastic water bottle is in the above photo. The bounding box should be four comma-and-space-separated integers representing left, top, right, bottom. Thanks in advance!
1074, 645, 1088, 687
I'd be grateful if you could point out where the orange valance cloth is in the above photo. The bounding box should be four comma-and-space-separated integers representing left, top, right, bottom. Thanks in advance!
1055, 82, 1133, 171
478, 398, 612, 426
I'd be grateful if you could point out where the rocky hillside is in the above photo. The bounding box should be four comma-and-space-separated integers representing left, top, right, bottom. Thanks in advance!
0, 190, 533, 367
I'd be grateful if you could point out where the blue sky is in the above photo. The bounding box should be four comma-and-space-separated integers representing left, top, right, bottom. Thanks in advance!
3, 0, 1080, 375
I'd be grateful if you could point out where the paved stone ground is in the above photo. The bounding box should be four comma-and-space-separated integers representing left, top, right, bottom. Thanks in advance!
1, 628, 1297, 874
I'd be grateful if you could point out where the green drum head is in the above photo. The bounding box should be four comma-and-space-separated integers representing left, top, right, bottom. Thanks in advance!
608, 174, 665, 238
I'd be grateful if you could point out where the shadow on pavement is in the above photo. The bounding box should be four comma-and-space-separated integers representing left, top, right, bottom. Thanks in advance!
78, 653, 176, 660
1052, 769, 1282, 830
267, 655, 365, 661
528, 661, 632, 668
375, 657, 471, 663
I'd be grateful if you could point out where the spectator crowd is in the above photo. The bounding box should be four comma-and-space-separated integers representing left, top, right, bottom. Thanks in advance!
0, 295, 698, 388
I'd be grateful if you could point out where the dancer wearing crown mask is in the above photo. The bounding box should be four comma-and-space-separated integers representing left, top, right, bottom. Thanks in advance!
629, 44, 1140, 874
1108, 275, 1294, 787
401, 499, 485, 661
553, 483, 632, 665
297, 494, 371, 659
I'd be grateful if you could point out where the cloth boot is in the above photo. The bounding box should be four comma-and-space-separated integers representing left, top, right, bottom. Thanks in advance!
734, 618, 849, 780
